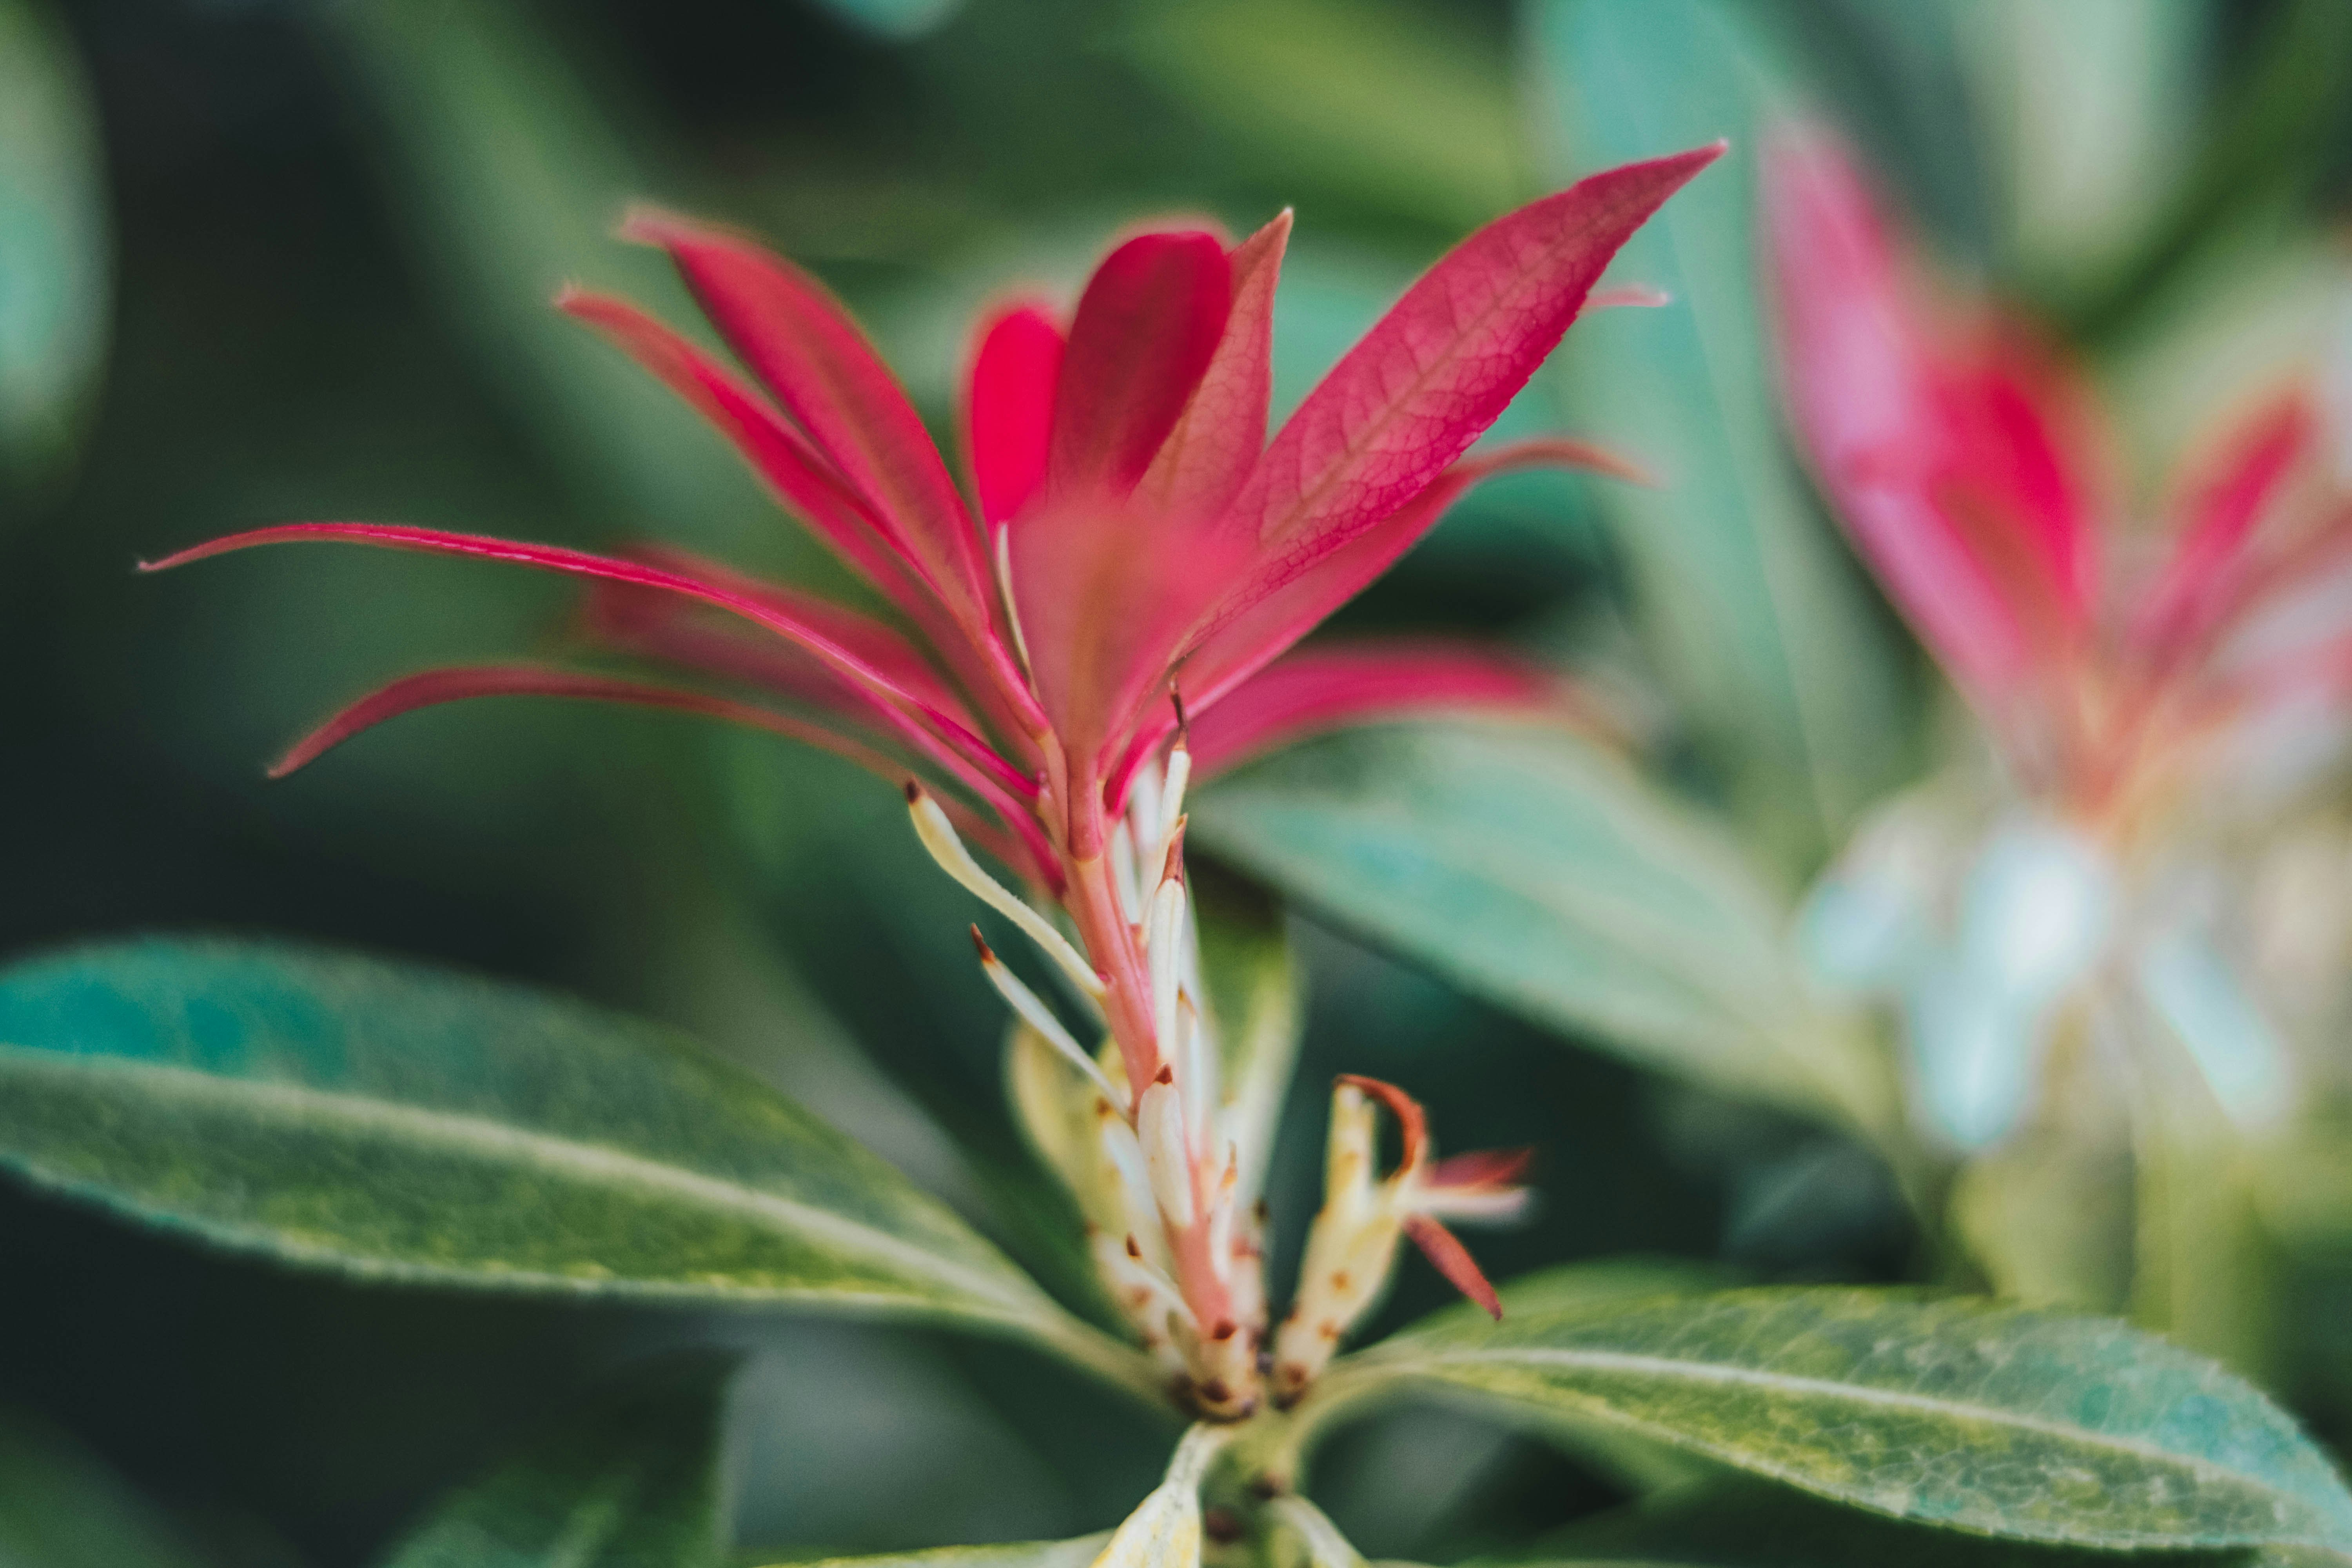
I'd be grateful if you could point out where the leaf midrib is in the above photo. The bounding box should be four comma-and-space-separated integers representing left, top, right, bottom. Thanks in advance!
0, 1048, 1049, 1321
1348, 1342, 2332, 1534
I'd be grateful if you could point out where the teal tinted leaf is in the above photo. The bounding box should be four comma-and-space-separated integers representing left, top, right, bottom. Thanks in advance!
1528, 0, 1908, 861
1127, 0, 1518, 229
1530, 1478, 2305, 1568
0, 939, 1158, 1397
1193, 724, 1892, 1133
0, 0, 109, 493
0, 1407, 206, 1568
1281, 1288, 2352, 1553
383, 1357, 731, 1568
1191, 867, 1303, 1200
759, 1540, 1109, 1568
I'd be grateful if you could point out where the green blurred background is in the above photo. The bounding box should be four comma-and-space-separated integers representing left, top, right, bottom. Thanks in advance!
4, 0, 2350, 1563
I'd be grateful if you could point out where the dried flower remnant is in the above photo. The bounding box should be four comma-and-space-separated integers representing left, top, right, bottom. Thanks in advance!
149, 143, 1718, 1414
1766, 123, 2349, 1150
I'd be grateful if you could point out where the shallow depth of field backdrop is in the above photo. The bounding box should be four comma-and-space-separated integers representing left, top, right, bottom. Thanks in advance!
5, 0, 2352, 1563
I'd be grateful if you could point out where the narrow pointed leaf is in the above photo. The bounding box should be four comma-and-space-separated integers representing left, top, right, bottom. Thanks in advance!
318, 0, 804, 572
626, 211, 990, 620
382, 1357, 732, 1568
266, 664, 911, 790
1288, 1288, 2352, 1553
0, 940, 1159, 1397
1193, 723, 1892, 1133
1136, 212, 1292, 524
1183, 441, 1639, 712
1536, 1479, 2292, 1568
1185, 642, 1554, 781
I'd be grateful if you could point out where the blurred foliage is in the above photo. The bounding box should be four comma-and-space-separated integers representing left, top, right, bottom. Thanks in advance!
8, 0, 2352, 1564
0, 0, 109, 496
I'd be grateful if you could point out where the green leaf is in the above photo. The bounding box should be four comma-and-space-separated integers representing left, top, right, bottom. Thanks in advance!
0, 1406, 206, 1568
803, 0, 962, 43
1528, 0, 1909, 862
1273, 1287, 2352, 1553
383, 1357, 731, 1568
1193, 723, 1892, 1134
755, 1541, 1109, 1568
0, 0, 109, 494
1526, 1477, 2307, 1568
1191, 865, 1304, 1201
0, 938, 1159, 1398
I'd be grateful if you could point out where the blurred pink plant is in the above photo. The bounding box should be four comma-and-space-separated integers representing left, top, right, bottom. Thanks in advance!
1766, 124, 2352, 841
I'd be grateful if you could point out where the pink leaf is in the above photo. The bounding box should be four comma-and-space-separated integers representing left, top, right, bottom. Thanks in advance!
559, 289, 943, 627
1133, 211, 1292, 524
624, 209, 991, 625
964, 301, 1065, 527
268, 664, 909, 782
1047, 229, 1232, 498
1184, 641, 1555, 779
1225, 144, 1720, 570
267, 662, 1056, 887
2136, 389, 2318, 661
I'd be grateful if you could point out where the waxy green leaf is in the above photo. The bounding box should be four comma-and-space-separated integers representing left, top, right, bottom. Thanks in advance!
1277, 1287, 2352, 1553
758, 1540, 1111, 1568
383, 1357, 731, 1568
0, 939, 1158, 1397
1529, 0, 1908, 862
1194, 724, 1891, 1133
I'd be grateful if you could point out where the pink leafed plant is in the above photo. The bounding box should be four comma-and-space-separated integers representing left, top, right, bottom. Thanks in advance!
1764, 123, 2352, 841
149, 143, 1721, 1417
